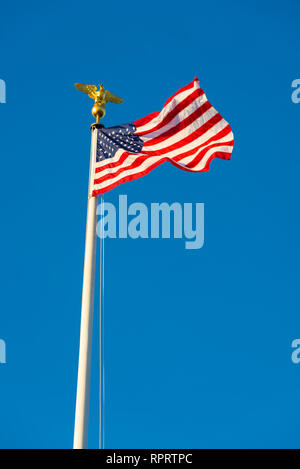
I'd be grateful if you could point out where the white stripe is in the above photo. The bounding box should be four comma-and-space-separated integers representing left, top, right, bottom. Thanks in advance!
94, 119, 231, 183
93, 143, 233, 192
94, 85, 206, 170
95, 148, 126, 169
94, 119, 231, 184
177, 132, 234, 167
142, 106, 218, 151
135, 80, 200, 135
177, 144, 233, 170
176, 142, 234, 170
94, 99, 210, 170
139, 95, 208, 142
143, 118, 230, 159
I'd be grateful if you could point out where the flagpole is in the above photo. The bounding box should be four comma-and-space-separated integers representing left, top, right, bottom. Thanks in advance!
73, 82, 123, 449
73, 125, 99, 449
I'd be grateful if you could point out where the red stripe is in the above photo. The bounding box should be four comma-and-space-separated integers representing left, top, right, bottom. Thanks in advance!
136, 88, 205, 137
171, 125, 233, 163
170, 150, 232, 173
134, 110, 160, 128
174, 139, 234, 170
142, 113, 224, 157
94, 153, 151, 185
163, 77, 198, 107
94, 125, 233, 187
143, 100, 212, 147
92, 78, 234, 195
92, 147, 231, 196
95, 151, 132, 174
134, 78, 198, 132
94, 83, 205, 175
95, 120, 231, 181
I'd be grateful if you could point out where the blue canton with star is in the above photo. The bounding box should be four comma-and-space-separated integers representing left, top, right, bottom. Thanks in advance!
96, 123, 144, 162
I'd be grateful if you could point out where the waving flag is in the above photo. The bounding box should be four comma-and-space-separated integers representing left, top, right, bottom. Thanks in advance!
92, 77, 234, 195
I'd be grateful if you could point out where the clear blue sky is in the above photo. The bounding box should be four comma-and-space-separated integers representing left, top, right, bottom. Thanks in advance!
1, 0, 300, 449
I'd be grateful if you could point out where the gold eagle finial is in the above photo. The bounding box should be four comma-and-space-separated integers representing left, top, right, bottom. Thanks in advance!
75, 83, 123, 123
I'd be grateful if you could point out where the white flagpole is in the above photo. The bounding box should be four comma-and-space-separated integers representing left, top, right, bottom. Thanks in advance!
73, 81, 122, 449
73, 125, 98, 449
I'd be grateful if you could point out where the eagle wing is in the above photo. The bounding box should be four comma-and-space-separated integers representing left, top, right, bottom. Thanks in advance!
75, 83, 98, 99
104, 89, 123, 104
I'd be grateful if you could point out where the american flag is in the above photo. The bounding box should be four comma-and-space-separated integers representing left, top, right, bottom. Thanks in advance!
92, 78, 234, 195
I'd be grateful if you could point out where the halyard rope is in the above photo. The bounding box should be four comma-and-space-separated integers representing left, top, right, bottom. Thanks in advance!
99, 195, 105, 449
